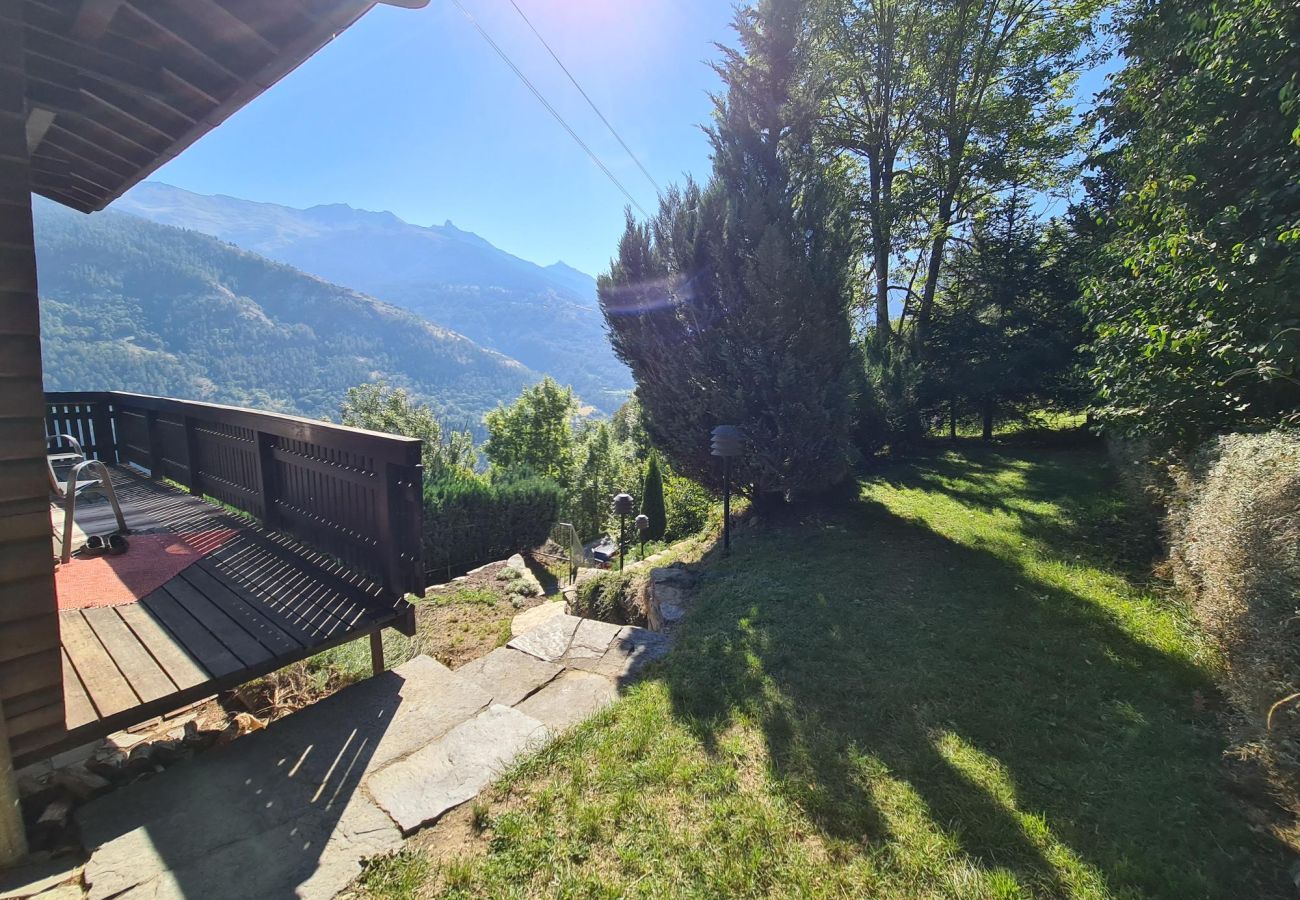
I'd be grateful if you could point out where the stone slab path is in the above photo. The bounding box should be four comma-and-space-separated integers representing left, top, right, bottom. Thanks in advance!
73, 614, 671, 900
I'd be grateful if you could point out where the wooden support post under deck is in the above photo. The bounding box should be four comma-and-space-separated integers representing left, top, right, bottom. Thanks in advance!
370, 631, 386, 676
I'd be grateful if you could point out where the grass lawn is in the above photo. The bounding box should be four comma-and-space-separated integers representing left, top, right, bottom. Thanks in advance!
363, 442, 1288, 898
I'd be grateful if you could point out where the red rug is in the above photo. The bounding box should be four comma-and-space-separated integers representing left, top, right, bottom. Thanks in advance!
55, 529, 240, 610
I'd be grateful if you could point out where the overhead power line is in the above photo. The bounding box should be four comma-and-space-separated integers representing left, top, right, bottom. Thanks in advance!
448, 0, 650, 218
506, 0, 664, 199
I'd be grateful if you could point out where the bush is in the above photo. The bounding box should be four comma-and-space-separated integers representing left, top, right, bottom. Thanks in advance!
1166, 431, 1300, 794
571, 569, 639, 625
663, 469, 713, 541
857, 341, 925, 457
422, 475, 561, 577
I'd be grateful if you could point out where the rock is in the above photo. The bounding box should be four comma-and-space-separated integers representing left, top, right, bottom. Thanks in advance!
514, 671, 618, 732
0, 855, 83, 899
650, 566, 696, 588
368, 705, 550, 834
53, 766, 112, 801
79, 655, 486, 900
646, 566, 697, 631
563, 618, 622, 662
28, 886, 81, 900
569, 626, 672, 684
37, 799, 72, 829
456, 647, 562, 706
505, 554, 545, 596
507, 613, 581, 661
510, 600, 567, 637
86, 793, 399, 900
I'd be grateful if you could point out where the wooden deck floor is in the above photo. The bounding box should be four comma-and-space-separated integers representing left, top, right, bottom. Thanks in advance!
51, 466, 409, 747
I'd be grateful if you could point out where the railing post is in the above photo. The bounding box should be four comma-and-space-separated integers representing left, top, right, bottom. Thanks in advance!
382, 461, 424, 599
252, 429, 277, 528
182, 415, 201, 494
91, 397, 116, 463
145, 409, 163, 478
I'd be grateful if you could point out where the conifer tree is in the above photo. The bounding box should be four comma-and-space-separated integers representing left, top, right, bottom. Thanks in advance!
641, 452, 667, 541
598, 0, 858, 500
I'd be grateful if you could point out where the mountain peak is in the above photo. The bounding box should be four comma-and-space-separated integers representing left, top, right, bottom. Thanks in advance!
305, 202, 403, 229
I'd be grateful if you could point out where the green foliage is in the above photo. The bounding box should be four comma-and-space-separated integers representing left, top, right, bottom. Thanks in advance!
1084, 0, 1300, 443
378, 445, 1282, 897
858, 338, 926, 455
570, 569, 636, 622
483, 377, 576, 483
817, 0, 1102, 346
339, 381, 474, 482
33, 200, 531, 423
599, 0, 859, 499
430, 587, 498, 607
569, 420, 631, 541
662, 467, 714, 541
358, 850, 430, 900
924, 195, 1090, 438
422, 476, 561, 575
641, 453, 667, 541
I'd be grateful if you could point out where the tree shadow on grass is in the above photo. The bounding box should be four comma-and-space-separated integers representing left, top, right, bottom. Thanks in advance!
664, 449, 1287, 898
882, 444, 1160, 574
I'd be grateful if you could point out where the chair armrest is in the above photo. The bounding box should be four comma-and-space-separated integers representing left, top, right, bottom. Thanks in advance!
48, 433, 85, 458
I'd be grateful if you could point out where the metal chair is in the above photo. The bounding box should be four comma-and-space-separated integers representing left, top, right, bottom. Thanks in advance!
47, 432, 85, 471
48, 445, 127, 564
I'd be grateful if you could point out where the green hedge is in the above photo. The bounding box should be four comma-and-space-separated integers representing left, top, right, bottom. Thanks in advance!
422, 476, 561, 577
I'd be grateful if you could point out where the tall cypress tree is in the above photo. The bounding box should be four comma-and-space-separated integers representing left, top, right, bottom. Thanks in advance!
641, 452, 667, 541
598, 0, 857, 500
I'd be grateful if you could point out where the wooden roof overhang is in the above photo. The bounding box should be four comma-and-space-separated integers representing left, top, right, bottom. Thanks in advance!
21, 0, 428, 213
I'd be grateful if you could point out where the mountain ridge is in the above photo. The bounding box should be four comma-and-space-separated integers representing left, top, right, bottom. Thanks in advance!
34, 199, 537, 426
114, 182, 629, 412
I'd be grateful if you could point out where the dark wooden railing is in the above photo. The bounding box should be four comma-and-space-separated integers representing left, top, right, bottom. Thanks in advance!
45, 391, 425, 601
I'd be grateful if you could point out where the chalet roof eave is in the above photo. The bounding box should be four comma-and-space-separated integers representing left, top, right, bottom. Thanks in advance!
24, 0, 430, 214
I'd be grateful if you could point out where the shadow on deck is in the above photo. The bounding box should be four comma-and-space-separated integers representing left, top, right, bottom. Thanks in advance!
49, 466, 410, 755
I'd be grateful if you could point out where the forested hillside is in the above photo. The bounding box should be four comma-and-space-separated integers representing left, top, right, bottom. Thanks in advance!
117, 182, 632, 413
34, 199, 536, 423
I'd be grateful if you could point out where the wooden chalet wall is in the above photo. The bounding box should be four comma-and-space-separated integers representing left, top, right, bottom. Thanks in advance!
0, 0, 62, 790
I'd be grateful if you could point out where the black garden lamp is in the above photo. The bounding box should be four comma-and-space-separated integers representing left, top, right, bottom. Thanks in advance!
635, 513, 650, 561
711, 425, 744, 554
612, 492, 635, 571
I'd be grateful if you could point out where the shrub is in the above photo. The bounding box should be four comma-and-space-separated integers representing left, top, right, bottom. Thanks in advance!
422, 475, 561, 577
857, 341, 924, 457
1166, 431, 1300, 792
571, 569, 638, 625
663, 469, 713, 541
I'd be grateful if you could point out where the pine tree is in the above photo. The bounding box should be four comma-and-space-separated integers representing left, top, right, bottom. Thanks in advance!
641, 452, 667, 541
598, 0, 858, 500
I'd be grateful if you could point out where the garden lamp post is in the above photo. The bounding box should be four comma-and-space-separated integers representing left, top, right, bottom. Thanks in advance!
612, 492, 635, 571
711, 425, 744, 554
635, 513, 649, 561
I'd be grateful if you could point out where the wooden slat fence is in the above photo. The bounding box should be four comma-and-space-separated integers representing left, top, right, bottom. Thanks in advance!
45, 392, 425, 603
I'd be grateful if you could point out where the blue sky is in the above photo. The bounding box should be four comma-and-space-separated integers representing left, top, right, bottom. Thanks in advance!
146, 0, 735, 277
145, 1, 1118, 278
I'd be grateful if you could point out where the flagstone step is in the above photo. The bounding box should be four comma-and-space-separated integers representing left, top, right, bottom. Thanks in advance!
73, 613, 674, 900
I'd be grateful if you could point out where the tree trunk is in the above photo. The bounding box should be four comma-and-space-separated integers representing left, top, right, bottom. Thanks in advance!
982, 395, 995, 441
915, 193, 954, 352
949, 400, 958, 441
868, 155, 891, 341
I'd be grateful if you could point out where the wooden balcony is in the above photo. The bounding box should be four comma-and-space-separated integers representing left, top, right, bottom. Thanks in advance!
26, 392, 425, 762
